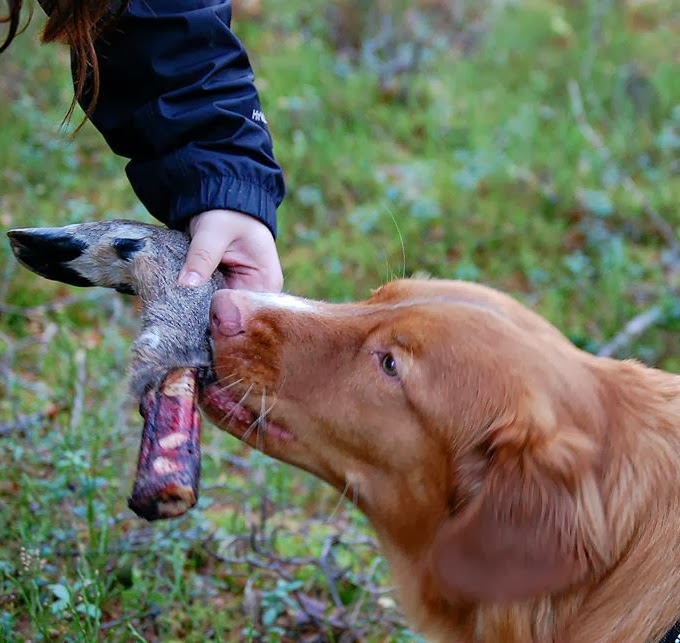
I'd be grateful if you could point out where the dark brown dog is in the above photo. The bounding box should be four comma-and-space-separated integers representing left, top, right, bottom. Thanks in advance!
204, 278, 680, 643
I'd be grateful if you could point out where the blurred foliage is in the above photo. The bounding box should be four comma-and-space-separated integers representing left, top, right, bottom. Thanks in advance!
1, 0, 679, 640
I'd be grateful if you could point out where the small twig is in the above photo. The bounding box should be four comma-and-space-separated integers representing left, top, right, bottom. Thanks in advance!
319, 535, 364, 640
0, 371, 49, 397
69, 349, 87, 432
349, 555, 385, 625
0, 402, 67, 437
319, 535, 345, 611
100, 606, 160, 631
597, 305, 663, 357
567, 80, 680, 256
201, 448, 251, 470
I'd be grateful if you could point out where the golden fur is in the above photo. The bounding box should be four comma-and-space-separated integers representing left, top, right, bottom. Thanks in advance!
202, 279, 680, 642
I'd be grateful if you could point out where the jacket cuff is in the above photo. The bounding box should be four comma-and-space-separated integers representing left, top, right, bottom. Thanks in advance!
165, 174, 278, 239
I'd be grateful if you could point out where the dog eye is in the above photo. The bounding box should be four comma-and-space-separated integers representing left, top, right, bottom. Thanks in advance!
381, 353, 398, 377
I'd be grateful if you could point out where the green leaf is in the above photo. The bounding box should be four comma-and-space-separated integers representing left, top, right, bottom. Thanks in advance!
48, 583, 71, 604
76, 603, 102, 619
262, 606, 280, 627
579, 189, 613, 217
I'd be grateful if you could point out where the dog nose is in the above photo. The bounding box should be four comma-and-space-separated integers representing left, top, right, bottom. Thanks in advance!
210, 289, 250, 338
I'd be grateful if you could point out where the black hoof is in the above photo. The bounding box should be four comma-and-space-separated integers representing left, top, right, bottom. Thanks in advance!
6, 228, 94, 287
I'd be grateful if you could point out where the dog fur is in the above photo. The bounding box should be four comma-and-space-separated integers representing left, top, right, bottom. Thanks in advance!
205, 278, 680, 643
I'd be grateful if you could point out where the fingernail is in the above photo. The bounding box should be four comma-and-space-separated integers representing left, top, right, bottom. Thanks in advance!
180, 271, 202, 287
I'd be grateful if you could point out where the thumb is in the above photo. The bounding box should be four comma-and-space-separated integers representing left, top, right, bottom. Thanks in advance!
178, 225, 232, 287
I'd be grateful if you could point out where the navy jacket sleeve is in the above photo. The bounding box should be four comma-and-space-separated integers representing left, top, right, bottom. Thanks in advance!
79, 0, 285, 237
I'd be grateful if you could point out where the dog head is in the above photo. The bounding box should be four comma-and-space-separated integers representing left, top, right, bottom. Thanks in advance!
204, 278, 611, 611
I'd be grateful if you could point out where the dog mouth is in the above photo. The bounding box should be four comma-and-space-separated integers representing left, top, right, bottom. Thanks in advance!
200, 380, 294, 445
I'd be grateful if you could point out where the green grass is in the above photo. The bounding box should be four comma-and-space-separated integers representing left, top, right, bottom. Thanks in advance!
1, 0, 679, 640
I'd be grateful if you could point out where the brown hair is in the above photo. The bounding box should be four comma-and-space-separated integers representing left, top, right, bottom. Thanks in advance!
1, 0, 127, 124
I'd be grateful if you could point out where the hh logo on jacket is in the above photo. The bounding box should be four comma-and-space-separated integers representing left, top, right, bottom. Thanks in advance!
251, 109, 268, 124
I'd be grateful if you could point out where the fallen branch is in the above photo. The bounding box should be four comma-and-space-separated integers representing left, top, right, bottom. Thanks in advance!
597, 305, 663, 358
200, 527, 400, 637
0, 292, 109, 317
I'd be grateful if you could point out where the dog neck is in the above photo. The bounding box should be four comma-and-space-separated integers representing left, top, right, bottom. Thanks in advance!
553, 358, 680, 643
376, 358, 680, 643
598, 358, 680, 521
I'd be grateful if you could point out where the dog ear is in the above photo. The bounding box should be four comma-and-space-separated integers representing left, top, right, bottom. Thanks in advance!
429, 415, 607, 603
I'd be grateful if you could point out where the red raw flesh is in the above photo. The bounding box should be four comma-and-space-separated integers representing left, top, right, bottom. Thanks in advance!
128, 368, 201, 521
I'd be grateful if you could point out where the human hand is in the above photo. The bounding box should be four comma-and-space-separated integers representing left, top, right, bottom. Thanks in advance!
178, 209, 283, 292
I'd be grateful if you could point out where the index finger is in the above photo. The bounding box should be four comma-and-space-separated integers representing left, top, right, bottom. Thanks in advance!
178, 227, 232, 287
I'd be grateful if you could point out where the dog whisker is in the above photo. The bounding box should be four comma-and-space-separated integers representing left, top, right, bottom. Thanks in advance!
235, 383, 253, 407
275, 373, 288, 397
205, 376, 249, 427
219, 383, 253, 430
256, 388, 267, 451
386, 206, 407, 281
259, 393, 278, 422
326, 477, 357, 523
241, 389, 278, 447
210, 376, 244, 396
241, 416, 259, 444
